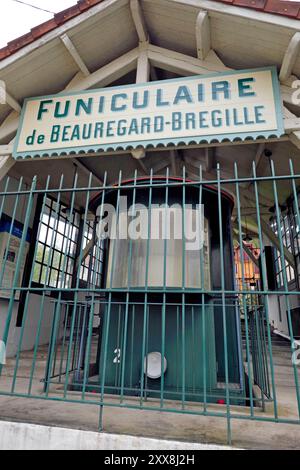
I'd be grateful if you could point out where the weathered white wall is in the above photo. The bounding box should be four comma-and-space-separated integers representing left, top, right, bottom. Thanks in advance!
0, 176, 55, 358
0, 299, 18, 357
1, 293, 64, 358
267, 291, 300, 338
267, 295, 282, 332
13, 294, 57, 353
0, 420, 233, 450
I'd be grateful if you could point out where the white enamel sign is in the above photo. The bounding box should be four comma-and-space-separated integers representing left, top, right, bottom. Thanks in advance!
13, 67, 283, 159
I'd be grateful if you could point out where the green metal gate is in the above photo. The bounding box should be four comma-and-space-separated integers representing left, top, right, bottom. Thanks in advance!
0, 160, 300, 445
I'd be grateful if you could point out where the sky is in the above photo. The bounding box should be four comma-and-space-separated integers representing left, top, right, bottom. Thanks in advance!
0, 0, 76, 47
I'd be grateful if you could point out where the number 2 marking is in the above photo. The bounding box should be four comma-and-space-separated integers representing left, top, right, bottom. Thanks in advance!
113, 348, 121, 364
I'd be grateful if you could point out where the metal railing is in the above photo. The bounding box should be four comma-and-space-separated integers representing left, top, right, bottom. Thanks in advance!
0, 160, 299, 445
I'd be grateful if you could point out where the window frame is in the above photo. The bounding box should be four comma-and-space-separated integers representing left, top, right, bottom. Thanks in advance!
32, 195, 81, 290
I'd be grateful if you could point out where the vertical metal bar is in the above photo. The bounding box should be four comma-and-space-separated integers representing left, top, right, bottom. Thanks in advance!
108, 170, 122, 289
115, 304, 122, 389
144, 305, 150, 400
252, 161, 278, 419
98, 403, 104, 432
254, 305, 266, 410
192, 305, 196, 395
216, 163, 231, 445
176, 305, 180, 393
127, 170, 137, 289
181, 166, 186, 409
234, 163, 254, 416
53, 171, 79, 397
161, 167, 169, 408
93, 172, 108, 393
29, 175, 65, 394
140, 169, 153, 405
199, 164, 207, 412
58, 304, 69, 383
100, 293, 111, 402
120, 170, 138, 403
11, 176, 51, 393
69, 170, 94, 397
43, 300, 59, 391
73, 304, 84, 377
100, 171, 122, 406
130, 304, 135, 391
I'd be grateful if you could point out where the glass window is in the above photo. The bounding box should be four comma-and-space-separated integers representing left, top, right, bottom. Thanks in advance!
33, 197, 80, 288
79, 218, 104, 288
105, 206, 211, 290
270, 211, 296, 288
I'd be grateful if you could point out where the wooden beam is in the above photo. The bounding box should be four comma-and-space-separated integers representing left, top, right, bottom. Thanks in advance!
183, 154, 203, 172
283, 105, 300, 150
280, 81, 300, 118
246, 142, 266, 186
170, 149, 181, 176
205, 50, 226, 67
280, 83, 295, 107
150, 65, 158, 82
130, 0, 149, 43
0, 0, 128, 70
0, 111, 19, 143
241, 188, 273, 209
132, 148, 146, 160
0, 144, 13, 156
75, 236, 95, 269
253, 143, 266, 169
0, 155, 15, 181
131, 43, 150, 171
146, 43, 300, 124
235, 212, 295, 270
152, 159, 169, 174
147, 44, 230, 76
136, 159, 148, 174
196, 10, 211, 60
242, 242, 259, 268
284, 116, 300, 133
72, 158, 103, 186
237, 192, 295, 269
289, 132, 300, 150
171, 0, 300, 31
233, 235, 260, 268
1, 86, 22, 113
280, 33, 300, 84
136, 43, 150, 84
64, 71, 86, 91
182, 161, 199, 179
67, 47, 139, 91
61, 33, 90, 77
204, 147, 214, 172
0, 48, 139, 144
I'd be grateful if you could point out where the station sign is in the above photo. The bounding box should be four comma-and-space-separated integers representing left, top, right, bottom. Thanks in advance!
13, 67, 283, 159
